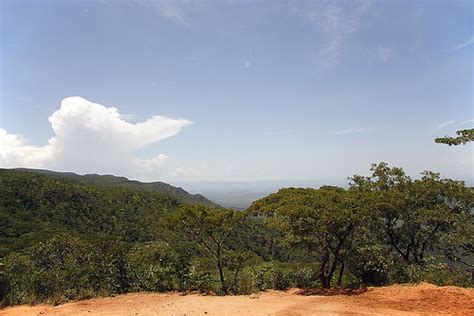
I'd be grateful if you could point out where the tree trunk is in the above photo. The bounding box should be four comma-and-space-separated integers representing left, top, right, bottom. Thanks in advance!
327, 234, 345, 288
216, 245, 227, 294
337, 260, 344, 287
319, 235, 330, 288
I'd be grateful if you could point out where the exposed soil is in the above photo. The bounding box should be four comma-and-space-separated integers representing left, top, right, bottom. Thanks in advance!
2, 283, 473, 316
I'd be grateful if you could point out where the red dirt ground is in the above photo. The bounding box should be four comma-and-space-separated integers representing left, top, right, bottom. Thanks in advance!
2, 282, 473, 316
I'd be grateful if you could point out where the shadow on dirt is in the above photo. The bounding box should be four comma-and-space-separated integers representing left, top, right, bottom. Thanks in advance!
295, 287, 368, 296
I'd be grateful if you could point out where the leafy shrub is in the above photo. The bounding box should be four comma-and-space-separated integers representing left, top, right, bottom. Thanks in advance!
236, 262, 320, 294
348, 244, 390, 286
186, 263, 212, 292
425, 265, 473, 287
224, 251, 260, 294
387, 257, 473, 287
127, 241, 179, 291
0, 253, 35, 305
263, 264, 291, 290
0, 234, 131, 306
291, 266, 320, 288
239, 263, 272, 293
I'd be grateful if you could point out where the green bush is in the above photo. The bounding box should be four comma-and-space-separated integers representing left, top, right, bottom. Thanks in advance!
291, 266, 320, 288
127, 241, 180, 292
348, 244, 390, 286
186, 263, 212, 292
0, 253, 35, 305
263, 264, 291, 290
236, 262, 320, 294
0, 234, 131, 306
425, 264, 473, 287
387, 257, 473, 287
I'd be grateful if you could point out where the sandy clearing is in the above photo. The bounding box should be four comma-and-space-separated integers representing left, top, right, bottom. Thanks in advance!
2, 283, 473, 316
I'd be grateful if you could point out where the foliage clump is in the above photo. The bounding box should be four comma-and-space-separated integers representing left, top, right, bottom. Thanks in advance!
435, 128, 474, 145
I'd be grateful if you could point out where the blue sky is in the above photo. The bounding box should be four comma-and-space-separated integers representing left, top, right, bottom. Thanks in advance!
0, 0, 472, 182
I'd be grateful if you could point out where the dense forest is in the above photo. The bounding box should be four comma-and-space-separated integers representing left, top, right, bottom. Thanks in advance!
13, 168, 217, 207
0, 164, 472, 306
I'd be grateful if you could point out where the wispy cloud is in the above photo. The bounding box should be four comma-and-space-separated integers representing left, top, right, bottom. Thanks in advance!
449, 35, 474, 51
156, 3, 190, 25
436, 119, 473, 130
133, 0, 192, 26
169, 166, 207, 177
243, 60, 252, 69
331, 127, 374, 135
297, 0, 375, 66
438, 120, 456, 129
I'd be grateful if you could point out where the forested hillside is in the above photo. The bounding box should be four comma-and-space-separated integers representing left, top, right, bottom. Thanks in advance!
0, 169, 181, 255
0, 164, 472, 307
0, 169, 288, 305
13, 168, 217, 207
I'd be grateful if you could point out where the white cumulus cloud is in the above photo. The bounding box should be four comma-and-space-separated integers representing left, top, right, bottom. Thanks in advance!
0, 96, 193, 179
0, 129, 52, 168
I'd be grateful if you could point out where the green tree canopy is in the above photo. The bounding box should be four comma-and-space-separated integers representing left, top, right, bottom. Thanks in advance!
350, 163, 474, 266
249, 186, 373, 288
163, 205, 245, 294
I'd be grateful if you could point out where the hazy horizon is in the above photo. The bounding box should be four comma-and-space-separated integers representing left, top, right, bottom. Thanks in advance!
8, 166, 474, 209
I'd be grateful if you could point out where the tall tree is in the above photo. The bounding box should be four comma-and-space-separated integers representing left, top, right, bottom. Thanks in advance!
250, 186, 371, 288
163, 205, 244, 294
350, 163, 474, 265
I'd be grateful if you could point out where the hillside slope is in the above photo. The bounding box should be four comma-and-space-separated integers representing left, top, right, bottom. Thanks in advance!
0, 169, 279, 260
12, 168, 217, 207
0, 169, 183, 256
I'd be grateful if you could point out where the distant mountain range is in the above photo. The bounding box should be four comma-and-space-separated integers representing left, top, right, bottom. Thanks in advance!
6, 169, 347, 209
13, 168, 218, 207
